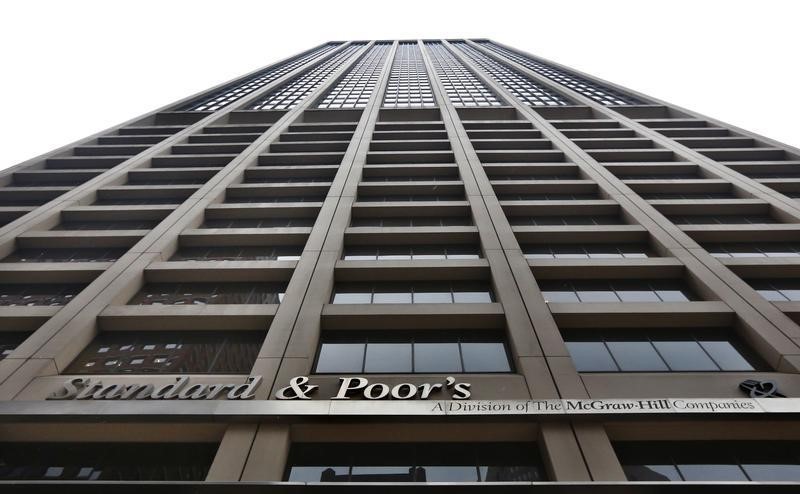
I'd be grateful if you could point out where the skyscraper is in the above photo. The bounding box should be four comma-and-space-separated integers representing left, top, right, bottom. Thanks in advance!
1, 39, 800, 489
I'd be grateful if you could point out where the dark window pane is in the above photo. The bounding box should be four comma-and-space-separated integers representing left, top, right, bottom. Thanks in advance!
699, 341, 754, 371
742, 464, 800, 481
623, 465, 683, 482
414, 343, 461, 373
461, 342, 511, 372
652, 341, 718, 371
565, 341, 617, 372
364, 343, 412, 373
316, 343, 364, 373
606, 341, 667, 371
0, 442, 217, 481
677, 464, 748, 481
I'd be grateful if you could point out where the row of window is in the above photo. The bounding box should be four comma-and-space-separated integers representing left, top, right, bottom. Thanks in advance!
287, 443, 542, 482
331, 282, 493, 304
315, 332, 511, 374
342, 245, 480, 261
10, 243, 800, 264
66, 331, 262, 374
129, 283, 286, 306
5, 440, 799, 482
565, 330, 757, 372
540, 280, 695, 303
201, 218, 315, 228
52, 326, 759, 375
44, 213, 786, 230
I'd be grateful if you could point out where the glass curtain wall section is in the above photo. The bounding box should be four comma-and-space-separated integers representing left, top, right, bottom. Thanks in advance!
180, 43, 342, 111
451, 42, 570, 107
473, 40, 642, 105
423, 42, 504, 107
382, 42, 436, 108
248, 44, 365, 110
317, 43, 391, 109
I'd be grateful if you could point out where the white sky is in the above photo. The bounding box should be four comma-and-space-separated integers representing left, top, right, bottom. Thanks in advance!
1, 0, 798, 170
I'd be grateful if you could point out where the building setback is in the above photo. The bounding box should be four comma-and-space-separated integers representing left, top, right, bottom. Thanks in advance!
1, 39, 800, 491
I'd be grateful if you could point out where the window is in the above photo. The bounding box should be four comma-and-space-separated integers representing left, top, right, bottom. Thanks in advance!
670, 215, 778, 225
452, 42, 570, 107
350, 216, 472, 227
169, 246, 302, 262
248, 44, 364, 110
65, 331, 262, 374
564, 329, 759, 372
357, 194, 464, 202
0, 284, 85, 306
51, 220, 159, 231
181, 43, 341, 111
315, 332, 512, 374
318, 43, 390, 109
93, 197, 185, 205
343, 245, 481, 261
383, 42, 436, 108
540, 280, 695, 303
225, 195, 325, 204
0, 442, 218, 480
128, 282, 286, 305
749, 279, 800, 302
499, 193, 598, 201
475, 41, 642, 106
425, 42, 504, 107
201, 218, 315, 228
706, 243, 800, 258
0, 332, 29, 359
332, 282, 493, 304
615, 441, 800, 481
286, 442, 544, 482
2, 248, 126, 263
641, 192, 736, 199
510, 216, 623, 226
522, 244, 650, 259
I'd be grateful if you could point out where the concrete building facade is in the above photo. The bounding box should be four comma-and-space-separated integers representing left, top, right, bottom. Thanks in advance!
1, 39, 800, 491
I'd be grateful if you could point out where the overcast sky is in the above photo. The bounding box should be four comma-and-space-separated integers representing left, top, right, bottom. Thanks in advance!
1, 0, 798, 169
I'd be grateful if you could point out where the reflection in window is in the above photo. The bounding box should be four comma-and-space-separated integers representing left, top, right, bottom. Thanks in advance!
65, 331, 262, 374
51, 220, 159, 231
0, 332, 29, 359
332, 281, 493, 304
351, 216, 472, 227
564, 329, 759, 372
286, 443, 544, 482
510, 215, 623, 226
201, 218, 315, 228
670, 215, 778, 225
314, 331, 512, 374
0, 442, 218, 480
616, 441, 800, 481
343, 245, 480, 261
523, 244, 650, 259
2, 248, 126, 263
749, 279, 800, 302
170, 246, 302, 262
129, 282, 286, 305
705, 243, 800, 258
540, 280, 696, 303
0, 284, 85, 306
